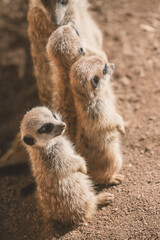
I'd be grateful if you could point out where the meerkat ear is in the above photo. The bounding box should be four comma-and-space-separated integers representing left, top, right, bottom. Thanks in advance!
110, 63, 115, 70
23, 136, 35, 146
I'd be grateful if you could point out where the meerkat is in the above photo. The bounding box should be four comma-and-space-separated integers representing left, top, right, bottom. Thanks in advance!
20, 106, 114, 225
46, 24, 107, 144
46, 24, 86, 143
70, 56, 125, 186
28, 4, 55, 107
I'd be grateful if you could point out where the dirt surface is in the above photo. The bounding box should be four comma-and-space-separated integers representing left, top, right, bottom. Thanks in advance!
0, 0, 160, 239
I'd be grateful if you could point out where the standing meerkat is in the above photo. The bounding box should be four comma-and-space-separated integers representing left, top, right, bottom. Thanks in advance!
70, 56, 125, 185
20, 107, 114, 225
28, 4, 55, 107
46, 24, 106, 143
46, 24, 86, 143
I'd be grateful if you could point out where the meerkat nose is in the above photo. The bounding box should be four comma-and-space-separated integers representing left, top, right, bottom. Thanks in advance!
58, 123, 66, 132
56, 123, 66, 136
61, 123, 66, 129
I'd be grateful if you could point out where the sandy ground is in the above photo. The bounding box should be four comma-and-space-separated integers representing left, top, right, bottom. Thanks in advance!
0, 0, 160, 239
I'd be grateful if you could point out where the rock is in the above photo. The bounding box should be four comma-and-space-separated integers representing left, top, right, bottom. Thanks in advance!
121, 77, 130, 86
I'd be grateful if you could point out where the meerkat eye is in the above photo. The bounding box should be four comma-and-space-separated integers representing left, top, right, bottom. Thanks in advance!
103, 64, 108, 75
58, 0, 68, 5
91, 76, 99, 88
52, 113, 58, 120
38, 123, 54, 134
42, 0, 50, 6
79, 48, 85, 56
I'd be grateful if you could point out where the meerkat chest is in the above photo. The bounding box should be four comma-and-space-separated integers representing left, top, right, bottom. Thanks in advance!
79, 99, 103, 127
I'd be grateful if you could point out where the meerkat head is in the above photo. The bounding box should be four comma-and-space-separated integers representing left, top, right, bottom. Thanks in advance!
47, 24, 86, 69
20, 107, 66, 149
31, 0, 79, 25
70, 56, 115, 98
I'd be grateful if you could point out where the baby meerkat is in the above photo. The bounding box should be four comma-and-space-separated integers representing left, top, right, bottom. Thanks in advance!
46, 24, 86, 143
20, 107, 114, 225
70, 56, 125, 186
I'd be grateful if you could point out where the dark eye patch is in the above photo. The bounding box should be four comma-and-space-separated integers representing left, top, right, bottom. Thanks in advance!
38, 123, 54, 134
103, 64, 108, 75
59, 0, 68, 5
91, 76, 99, 88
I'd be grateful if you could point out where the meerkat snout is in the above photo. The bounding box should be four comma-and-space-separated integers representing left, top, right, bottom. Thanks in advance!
20, 107, 66, 148
71, 26, 85, 56
37, 0, 69, 25
91, 62, 115, 90
54, 122, 66, 137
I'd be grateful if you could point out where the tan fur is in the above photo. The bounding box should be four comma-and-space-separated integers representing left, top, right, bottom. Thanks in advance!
28, 4, 56, 107
46, 24, 107, 144
28, 0, 105, 108
20, 107, 114, 225
30, 0, 103, 49
60, 0, 103, 50
0, 0, 105, 163
46, 25, 87, 143
70, 56, 125, 185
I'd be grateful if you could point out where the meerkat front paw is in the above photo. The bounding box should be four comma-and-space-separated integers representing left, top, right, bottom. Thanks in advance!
79, 162, 87, 175
75, 156, 87, 174
117, 123, 125, 135
115, 115, 125, 135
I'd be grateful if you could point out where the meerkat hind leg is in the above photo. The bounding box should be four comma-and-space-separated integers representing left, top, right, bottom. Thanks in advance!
107, 174, 124, 186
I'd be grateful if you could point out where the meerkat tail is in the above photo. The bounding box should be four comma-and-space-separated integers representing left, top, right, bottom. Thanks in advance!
96, 192, 114, 206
